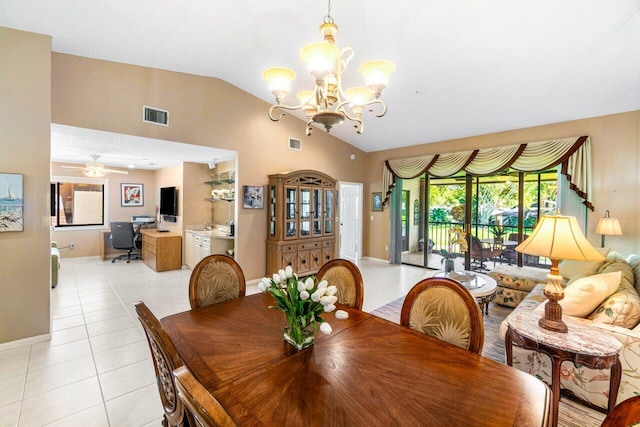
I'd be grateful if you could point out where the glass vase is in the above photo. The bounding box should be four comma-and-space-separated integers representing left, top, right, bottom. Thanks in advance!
445, 258, 455, 273
283, 317, 315, 351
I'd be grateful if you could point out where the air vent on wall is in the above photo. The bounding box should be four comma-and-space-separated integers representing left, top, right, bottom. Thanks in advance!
143, 106, 169, 126
288, 138, 302, 151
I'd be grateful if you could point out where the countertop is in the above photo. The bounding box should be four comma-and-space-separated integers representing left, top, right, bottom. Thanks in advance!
185, 228, 234, 240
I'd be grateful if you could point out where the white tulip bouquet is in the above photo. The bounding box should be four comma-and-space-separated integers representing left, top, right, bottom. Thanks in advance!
259, 265, 337, 350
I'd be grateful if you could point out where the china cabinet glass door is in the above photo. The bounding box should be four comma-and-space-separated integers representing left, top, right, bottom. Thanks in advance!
312, 188, 322, 236
285, 186, 297, 239
299, 187, 311, 237
324, 189, 334, 235
269, 186, 276, 237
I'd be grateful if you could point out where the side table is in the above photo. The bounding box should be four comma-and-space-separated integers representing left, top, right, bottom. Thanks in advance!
505, 312, 622, 427
434, 270, 497, 315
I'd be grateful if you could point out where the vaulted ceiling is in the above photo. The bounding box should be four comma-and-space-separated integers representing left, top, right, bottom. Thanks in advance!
3, 0, 639, 156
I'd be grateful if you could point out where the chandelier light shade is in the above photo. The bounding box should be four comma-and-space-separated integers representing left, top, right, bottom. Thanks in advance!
516, 215, 604, 333
262, 0, 395, 136
595, 210, 623, 248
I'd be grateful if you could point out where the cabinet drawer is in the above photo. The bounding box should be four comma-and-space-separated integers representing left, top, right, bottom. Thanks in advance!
323, 240, 333, 248
143, 249, 156, 269
282, 244, 296, 253
142, 236, 157, 254
298, 241, 320, 251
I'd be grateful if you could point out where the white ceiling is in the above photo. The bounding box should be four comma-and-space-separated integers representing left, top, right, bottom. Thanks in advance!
51, 124, 236, 170
3, 0, 640, 154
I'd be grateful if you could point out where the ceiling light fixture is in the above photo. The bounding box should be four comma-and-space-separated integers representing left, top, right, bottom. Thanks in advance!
262, 0, 395, 135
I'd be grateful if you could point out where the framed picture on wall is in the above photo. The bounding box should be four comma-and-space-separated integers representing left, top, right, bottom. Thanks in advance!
121, 183, 144, 207
0, 173, 24, 232
243, 185, 264, 209
371, 192, 383, 212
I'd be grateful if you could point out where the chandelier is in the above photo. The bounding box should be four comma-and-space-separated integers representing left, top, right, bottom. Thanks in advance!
262, 0, 395, 135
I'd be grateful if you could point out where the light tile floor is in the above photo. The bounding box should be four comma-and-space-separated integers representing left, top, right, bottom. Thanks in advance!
0, 256, 432, 426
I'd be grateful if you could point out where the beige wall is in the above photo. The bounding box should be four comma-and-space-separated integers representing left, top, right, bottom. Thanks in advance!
365, 111, 640, 260
51, 53, 368, 280
0, 28, 52, 343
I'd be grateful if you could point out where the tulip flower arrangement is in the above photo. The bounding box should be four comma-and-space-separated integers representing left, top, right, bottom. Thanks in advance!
258, 265, 337, 350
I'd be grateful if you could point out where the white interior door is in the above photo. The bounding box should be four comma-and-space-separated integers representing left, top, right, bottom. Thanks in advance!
338, 182, 362, 263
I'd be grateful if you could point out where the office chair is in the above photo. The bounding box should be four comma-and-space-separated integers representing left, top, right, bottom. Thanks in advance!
110, 222, 141, 263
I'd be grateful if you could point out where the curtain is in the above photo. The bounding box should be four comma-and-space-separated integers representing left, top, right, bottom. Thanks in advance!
382, 136, 593, 210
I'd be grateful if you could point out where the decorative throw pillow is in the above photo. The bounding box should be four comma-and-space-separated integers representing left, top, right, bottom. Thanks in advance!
558, 247, 610, 280
558, 271, 621, 317
589, 288, 640, 329
626, 254, 640, 294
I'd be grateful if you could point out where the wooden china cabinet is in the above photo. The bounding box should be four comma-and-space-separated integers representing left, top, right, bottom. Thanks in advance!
266, 170, 337, 276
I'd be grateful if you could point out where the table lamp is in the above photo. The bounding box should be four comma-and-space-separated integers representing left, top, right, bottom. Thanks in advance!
516, 215, 604, 333
595, 210, 622, 248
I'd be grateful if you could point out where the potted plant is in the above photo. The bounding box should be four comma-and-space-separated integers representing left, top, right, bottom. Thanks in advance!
440, 226, 468, 273
490, 224, 506, 243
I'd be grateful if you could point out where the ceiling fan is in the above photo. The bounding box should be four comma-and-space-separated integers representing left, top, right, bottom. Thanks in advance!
60, 155, 128, 177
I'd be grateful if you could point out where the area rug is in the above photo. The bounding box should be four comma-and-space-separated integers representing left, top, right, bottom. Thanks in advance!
369, 297, 605, 427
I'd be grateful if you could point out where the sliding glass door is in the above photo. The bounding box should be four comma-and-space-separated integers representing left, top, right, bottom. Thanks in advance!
399, 169, 558, 271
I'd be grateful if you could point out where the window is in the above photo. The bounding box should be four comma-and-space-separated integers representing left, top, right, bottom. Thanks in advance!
51, 176, 108, 228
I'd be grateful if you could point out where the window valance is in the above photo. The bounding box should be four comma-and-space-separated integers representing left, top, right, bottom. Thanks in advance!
382, 135, 593, 210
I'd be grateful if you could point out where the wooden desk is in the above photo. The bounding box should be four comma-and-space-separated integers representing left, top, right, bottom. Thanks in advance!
162, 293, 551, 426
99, 230, 111, 261
140, 229, 182, 272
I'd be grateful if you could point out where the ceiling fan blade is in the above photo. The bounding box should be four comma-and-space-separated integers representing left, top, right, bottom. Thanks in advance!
60, 165, 86, 170
101, 168, 128, 174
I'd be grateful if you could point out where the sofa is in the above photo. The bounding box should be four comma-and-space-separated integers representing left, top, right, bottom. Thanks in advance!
489, 264, 557, 307
51, 241, 60, 288
500, 251, 640, 410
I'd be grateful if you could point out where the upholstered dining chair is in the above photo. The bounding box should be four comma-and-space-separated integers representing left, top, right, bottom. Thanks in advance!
316, 258, 364, 310
188, 254, 246, 309
400, 277, 484, 354
600, 395, 640, 427
135, 302, 188, 427
173, 366, 237, 427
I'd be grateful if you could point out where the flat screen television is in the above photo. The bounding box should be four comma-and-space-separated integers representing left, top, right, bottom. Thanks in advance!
160, 186, 178, 217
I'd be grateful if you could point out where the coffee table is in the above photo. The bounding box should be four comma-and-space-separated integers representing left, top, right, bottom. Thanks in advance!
434, 270, 498, 315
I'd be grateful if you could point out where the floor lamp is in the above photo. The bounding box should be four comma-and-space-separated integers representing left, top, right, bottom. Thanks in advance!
516, 215, 604, 333
595, 210, 622, 248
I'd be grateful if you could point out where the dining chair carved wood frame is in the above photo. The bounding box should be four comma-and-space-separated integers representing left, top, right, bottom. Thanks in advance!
600, 395, 640, 427
400, 277, 485, 354
135, 302, 188, 427
173, 366, 238, 427
316, 258, 364, 310
189, 254, 246, 309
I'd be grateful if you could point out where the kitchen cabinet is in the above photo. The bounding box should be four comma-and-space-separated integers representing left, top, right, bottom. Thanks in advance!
185, 230, 234, 269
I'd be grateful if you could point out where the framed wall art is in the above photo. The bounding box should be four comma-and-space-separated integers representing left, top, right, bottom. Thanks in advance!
243, 185, 264, 209
0, 173, 24, 232
121, 183, 144, 207
371, 192, 383, 212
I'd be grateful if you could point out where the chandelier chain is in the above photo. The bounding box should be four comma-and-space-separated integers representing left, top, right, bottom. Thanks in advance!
324, 0, 334, 24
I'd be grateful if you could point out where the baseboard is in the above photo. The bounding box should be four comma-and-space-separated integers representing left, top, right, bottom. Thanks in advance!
0, 333, 51, 351
360, 256, 390, 263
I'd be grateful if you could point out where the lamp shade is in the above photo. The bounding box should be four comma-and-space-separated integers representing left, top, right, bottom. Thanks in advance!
262, 67, 296, 101
516, 215, 604, 262
299, 42, 340, 81
344, 86, 372, 107
359, 60, 396, 96
595, 217, 622, 236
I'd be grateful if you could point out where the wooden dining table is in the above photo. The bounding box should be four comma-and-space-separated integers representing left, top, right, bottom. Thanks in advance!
161, 293, 551, 426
